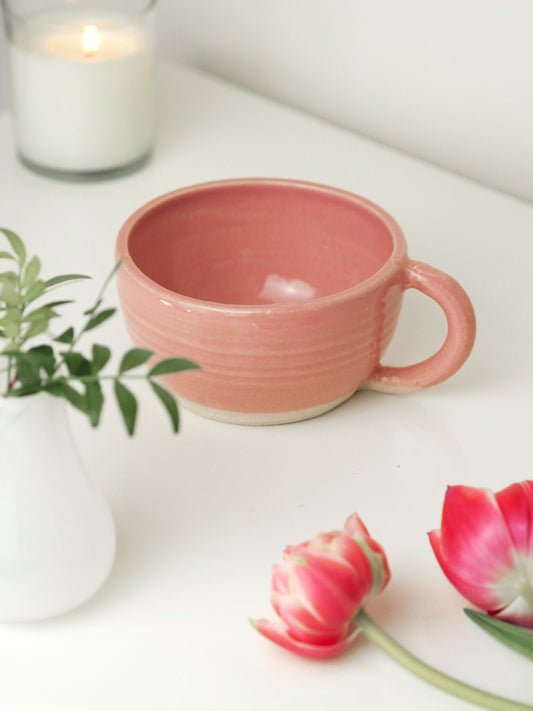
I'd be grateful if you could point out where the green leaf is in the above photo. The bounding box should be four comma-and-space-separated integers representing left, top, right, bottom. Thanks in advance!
8, 382, 40, 397
45, 273, 90, 287
15, 354, 40, 383
23, 319, 50, 340
11, 350, 55, 384
24, 279, 46, 304
28, 345, 56, 376
0, 271, 18, 283
55, 327, 75, 344
62, 383, 88, 414
119, 348, 153, 374
150, 380, 180, 433
23, 306, 58, 323
23, 255, 41, 287
4, 318, 21, 339
63, 351, 91, 377
32, 299, 73, 311
464, 609, 533, 660
43, 379, 66, 397
86, 380, 104, 427
91, 344, 111, 374
1, 307, 22, 330
0, 228, 26, 265
1, 278, 20, 307
114, 380, 137, 436
148, 358, 199, 377
0, 251, 16, 261
85, 308, 116, 331
7, 346, 55, 381
84, 298, 102, 317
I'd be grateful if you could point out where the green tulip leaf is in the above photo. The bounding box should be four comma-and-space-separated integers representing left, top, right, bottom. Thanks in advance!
464, 609, 533, 661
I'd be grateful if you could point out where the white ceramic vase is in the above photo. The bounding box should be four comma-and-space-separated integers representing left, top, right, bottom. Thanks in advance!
0, 393, 116, 622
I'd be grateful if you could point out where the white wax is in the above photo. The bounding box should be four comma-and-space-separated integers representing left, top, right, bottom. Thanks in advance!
7, 9, 155, 173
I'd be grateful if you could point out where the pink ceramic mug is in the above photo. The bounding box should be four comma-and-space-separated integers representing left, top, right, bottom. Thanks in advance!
116, 178, 476, 425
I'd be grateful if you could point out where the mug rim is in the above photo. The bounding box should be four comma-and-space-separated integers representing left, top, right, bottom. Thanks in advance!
115, 177, 408, 314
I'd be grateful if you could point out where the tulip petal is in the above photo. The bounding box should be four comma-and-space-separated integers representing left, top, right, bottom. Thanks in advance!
437, 486, 516, 583
251, 618, 360, 659
331, 535, 374, 577
429, 528, 513, 611
495, 481, 533, 559
343, 513, 391, 599
272, 591, 348, 644
288, 551, 369, 626
271, 564, 291, 596
344, 513, 371, 539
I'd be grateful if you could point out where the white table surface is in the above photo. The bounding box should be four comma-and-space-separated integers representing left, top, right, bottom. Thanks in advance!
1, 59, 532, 710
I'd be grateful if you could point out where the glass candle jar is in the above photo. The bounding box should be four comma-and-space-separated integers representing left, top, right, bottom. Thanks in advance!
1, 0, 156, 180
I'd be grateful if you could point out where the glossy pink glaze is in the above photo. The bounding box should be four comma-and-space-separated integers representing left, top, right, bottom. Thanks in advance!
115, 179, 476, 424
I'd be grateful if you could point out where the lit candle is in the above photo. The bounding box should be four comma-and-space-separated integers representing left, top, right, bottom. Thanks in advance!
3, 3, 156, 178
82, 25, 101, 57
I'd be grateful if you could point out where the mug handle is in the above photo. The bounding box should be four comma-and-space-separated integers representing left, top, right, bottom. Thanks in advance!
361, 260, 476, 393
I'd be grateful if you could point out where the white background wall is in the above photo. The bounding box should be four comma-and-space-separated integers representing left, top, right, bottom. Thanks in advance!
1, 1, 532, 202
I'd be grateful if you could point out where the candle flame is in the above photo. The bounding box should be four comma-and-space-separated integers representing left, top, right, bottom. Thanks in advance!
82, 25, 101, 57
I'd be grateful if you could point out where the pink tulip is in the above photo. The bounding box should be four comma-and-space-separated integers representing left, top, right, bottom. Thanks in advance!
253, 513, 533, 710
429, 481, 533, 627
252, 513, 390, 659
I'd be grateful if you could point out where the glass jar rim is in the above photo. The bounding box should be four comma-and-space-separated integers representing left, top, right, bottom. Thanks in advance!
2, 0, 157, 25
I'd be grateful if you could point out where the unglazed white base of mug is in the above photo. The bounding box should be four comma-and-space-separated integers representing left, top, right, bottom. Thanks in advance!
177, 392, 355, 426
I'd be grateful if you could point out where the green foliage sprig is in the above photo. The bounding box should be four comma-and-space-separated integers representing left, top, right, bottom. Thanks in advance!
0, 228, 199, 435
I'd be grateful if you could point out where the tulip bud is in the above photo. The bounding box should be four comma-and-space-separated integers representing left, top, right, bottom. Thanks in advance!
253, 513, 390, 658
429, 481, 533, 627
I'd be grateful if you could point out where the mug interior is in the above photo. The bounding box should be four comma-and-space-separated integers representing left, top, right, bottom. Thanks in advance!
126, 182, 396, 305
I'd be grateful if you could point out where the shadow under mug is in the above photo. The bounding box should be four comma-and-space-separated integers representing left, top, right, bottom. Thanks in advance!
116, 178, 476, 425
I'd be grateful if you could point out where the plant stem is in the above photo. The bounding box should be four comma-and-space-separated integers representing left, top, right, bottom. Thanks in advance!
51, 261, 121, 378
355, 609, 532, 711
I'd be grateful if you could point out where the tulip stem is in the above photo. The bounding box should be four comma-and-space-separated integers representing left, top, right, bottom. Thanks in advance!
355, 609, 533, 711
